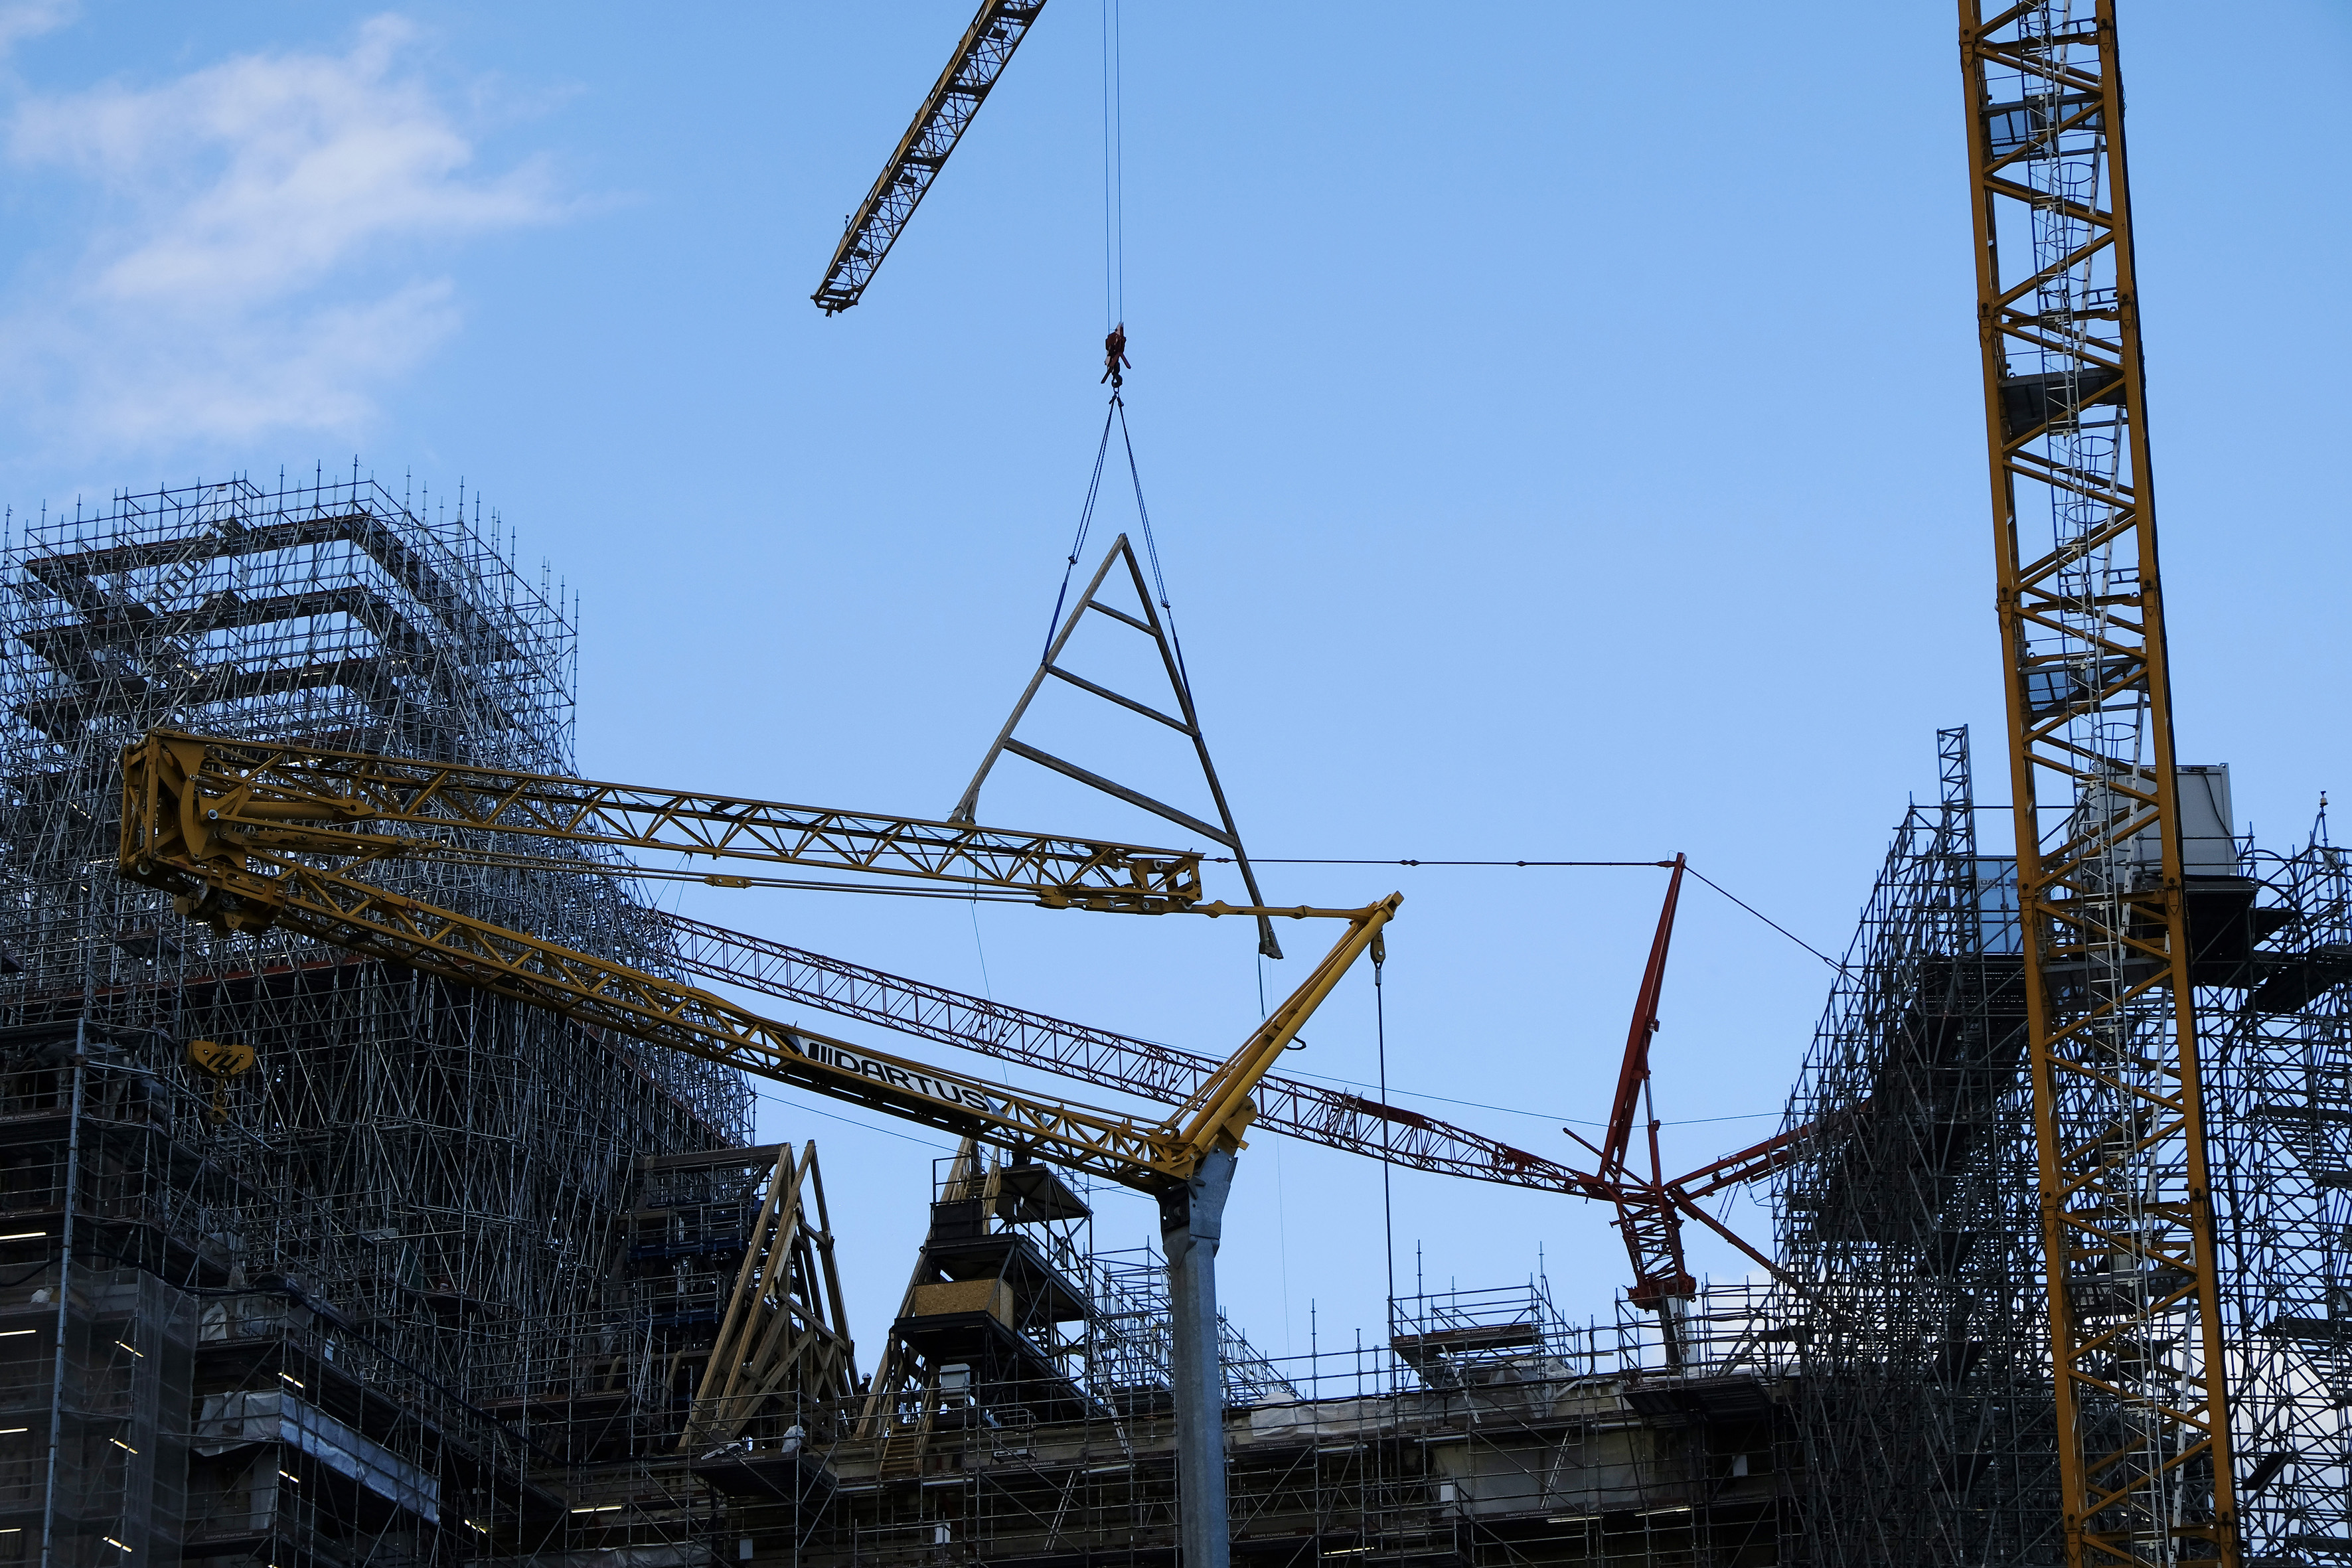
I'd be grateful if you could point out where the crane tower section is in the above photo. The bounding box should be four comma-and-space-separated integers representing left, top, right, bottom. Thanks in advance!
1960, 5, 2237, 1565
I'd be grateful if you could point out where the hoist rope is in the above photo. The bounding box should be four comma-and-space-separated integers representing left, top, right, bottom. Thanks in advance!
1042, 399, 1121, 662
1041, 390, 1187, 700
1206, 855, 1849, 973
1375, 954, 1397, 1314
1101, 0, 1125, 333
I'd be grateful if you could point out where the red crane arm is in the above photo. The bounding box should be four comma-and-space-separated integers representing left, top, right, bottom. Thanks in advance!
1601, 854, 1685, 1177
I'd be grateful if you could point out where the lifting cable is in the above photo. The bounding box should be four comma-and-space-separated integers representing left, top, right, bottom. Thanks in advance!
1100, 0, 1125, 337
1044, 0, 1128, 658
1041, 388, 1194, 690
1042, 399, 1118, 661
1044, 1, 1190, 678
1374, 949, 1397, 1314
1115, 394, 1194, 694
1210, 854, 1850, 974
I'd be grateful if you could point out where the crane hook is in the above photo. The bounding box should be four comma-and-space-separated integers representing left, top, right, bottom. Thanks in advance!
1101, 323, 1130, 389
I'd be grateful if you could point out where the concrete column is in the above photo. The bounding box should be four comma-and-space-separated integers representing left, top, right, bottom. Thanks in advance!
1159, 1148, 1236, 1568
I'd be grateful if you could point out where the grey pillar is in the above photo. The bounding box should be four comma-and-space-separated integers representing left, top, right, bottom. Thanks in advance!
1160, 1148, 1236, 1568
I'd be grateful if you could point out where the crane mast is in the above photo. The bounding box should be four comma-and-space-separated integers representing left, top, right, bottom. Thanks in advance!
1960, 5, 2237, 1563
1590, 857, 1699, 1363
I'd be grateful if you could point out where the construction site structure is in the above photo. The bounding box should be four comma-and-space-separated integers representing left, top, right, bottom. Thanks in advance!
17, 467, 2352, 1568
0, 467, 1840, 1568
1768, 727, 2352, 1565
1766, 728, 2053, 1561
0, 7, 2335, 1558
116, 728, 1415, 1568
726, 1138, 1799, 1565
0, 466, 1801, 1568
0, 472, 755, 1568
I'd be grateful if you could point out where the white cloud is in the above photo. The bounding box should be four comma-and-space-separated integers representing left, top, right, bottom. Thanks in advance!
0, 0, 74, 60
0, 13, 564, 450
16, 279, 461, 448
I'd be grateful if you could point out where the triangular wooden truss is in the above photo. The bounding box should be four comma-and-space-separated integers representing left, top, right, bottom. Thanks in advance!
680, 1142, 860, 1454
952, 534, 1283, 959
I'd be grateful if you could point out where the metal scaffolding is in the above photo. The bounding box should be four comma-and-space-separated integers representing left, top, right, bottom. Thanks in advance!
2211, 826, 2352, 1558
0, 471, 751, 1568
1768, 729, 2352, 1565
17, 471, 2352, 1568
1766, 727, 2062, 1562
726, 1144, 1796, 1567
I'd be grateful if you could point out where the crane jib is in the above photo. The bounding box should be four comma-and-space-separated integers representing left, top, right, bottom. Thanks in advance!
116, 727, 1396, 1198
787, 1030, 1000, 1119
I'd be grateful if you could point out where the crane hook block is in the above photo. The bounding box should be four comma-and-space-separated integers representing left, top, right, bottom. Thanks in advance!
189, 1038, 256, 1126
189, 1038, 256, 1080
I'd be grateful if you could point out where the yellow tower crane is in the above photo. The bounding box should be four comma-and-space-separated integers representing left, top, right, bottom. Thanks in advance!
1961, 5, 2237, 1563
118, 729, 1392, 1568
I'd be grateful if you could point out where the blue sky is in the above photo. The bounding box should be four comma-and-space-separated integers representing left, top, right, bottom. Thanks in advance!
1, 3, 2345, 1366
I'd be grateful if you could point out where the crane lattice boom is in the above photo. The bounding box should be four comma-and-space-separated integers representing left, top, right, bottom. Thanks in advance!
654, 905, 1824, 1257
814, 0, 1048, 314
118, 729, 1391, 1194
655, 907, 1616, 1201
131, 730, 1202, 913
